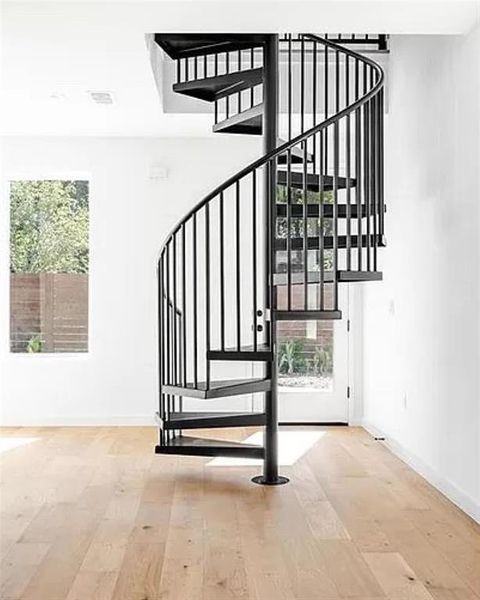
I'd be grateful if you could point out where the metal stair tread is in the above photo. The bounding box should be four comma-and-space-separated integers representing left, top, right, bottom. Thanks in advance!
275, 203, 383, 219
275, 310, 342, 320
155, 435, 264, 458
213, 103, 263, 135
277, 170, 356, 191
162, 377, 271, 399
154, 34, 268, 59
275, 233, 386, 251
156, 411, 267, 430
208, 343, 273, 361
337, 270, 383, 282
173, 68, 263, 102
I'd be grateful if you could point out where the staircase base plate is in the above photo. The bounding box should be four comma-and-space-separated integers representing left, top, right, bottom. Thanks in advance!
251, 475, 290, 486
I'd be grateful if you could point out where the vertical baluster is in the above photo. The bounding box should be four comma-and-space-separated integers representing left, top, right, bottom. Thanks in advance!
335, 47, 340, 114
302, 141, 308, 310
379, 87, 385, 236
364, 93, 371, 271
173, 236, 178, 438
318, 133, 325, 311
287, 149, 292, 311
219, 192, 225, 350
158, 253, 164, 445
333, 123, 339, 310
371, 91, 378, 272
181, 223, 187, 386
176, 60, 180, 84
250, 48, 255, 108
205, 204, 211, 388
324, 44, 329, 175
204, 54, 207, 79
346, 56, 352, 271
226, 52, 230, 118
301, 35, 305, 134
355, 58, 362, 271
185, 57, 189, 81
252, 171, 258, 349
194, 55, 198, 79
313, 40, 317, 161
288, 34, 292, 141
237, 50, 242, 113
192, 214, 198, 386
236, 181, 241, 350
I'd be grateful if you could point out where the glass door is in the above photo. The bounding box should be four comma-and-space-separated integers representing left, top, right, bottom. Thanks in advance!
277, 286, 349, 423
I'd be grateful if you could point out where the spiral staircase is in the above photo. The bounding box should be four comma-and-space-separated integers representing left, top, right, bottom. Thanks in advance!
154, 34, 386, 484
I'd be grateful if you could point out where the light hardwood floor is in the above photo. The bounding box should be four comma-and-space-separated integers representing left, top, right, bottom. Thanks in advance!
0, 426, 479, 600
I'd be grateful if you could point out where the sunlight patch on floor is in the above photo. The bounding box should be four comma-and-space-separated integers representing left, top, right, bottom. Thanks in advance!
0, 437, 39, 454
208, 430, 325, 467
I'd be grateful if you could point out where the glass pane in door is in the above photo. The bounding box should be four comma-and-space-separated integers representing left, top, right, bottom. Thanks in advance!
277, 319, 333, 392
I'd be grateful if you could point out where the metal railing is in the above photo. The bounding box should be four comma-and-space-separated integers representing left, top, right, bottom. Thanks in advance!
158, 34, 385, 442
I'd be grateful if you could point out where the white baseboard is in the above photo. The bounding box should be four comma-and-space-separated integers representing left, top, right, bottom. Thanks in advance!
362, 420, 480, 524
0, 415, 157, 426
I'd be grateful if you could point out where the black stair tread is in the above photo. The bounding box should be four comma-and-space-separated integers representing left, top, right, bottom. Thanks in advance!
155, 435, 264, 458
277, 140, 314, 164
169, 411, 265, 421
173, 68, 263, 102
154, 34, 267, 59
275, 203, 383, 219
208, 343, 273, 361
162, 377, 271, 399
277, 170, 356, 192
157, 411, 267, 430
276, 310, 342, 321
213, 103, 263, 135
337, 270, 383, 281
275, 233, 386, 251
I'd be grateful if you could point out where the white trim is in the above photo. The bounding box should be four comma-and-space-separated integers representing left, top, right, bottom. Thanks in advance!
362, 420, 480, 524
0, 415, 157, 427
4, 175, 92, 356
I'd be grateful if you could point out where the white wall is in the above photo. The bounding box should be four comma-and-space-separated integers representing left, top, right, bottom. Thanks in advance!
362, 28, 480, 522
0, 136, 261, 425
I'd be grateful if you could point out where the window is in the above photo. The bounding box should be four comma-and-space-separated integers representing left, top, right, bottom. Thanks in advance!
9, 180, 89, 353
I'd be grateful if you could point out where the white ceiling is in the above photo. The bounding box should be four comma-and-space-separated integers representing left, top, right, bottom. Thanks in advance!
1, 1, 479, 137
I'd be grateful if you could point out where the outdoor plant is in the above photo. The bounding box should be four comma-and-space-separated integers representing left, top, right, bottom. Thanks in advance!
27, 334, 43, 353
312, 344, 333, 376
278, 339, 306, 375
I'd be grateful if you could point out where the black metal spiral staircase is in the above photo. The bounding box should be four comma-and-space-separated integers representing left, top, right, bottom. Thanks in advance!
154, 33, 386, 484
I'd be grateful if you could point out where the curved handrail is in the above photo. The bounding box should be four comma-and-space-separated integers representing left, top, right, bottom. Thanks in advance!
158, 34, 384, 259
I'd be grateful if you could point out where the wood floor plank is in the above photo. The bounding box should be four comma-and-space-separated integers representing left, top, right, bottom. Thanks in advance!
375, 514, 480, 600
363, 552, 436, 599
316, 540, 386, 598
0, 426, 478, 600
0, 542, 50, 600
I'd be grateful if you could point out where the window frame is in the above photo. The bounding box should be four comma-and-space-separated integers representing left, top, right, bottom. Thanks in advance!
5, 172, 92, 357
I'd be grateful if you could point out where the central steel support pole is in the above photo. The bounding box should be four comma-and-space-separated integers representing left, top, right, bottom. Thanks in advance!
252, 34, 289, 486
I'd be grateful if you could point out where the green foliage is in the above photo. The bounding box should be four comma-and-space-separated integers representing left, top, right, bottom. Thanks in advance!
311, 344, 333, 376
278, 340, 306, 375
26, 334, 43, 353
10, 180, 89, 274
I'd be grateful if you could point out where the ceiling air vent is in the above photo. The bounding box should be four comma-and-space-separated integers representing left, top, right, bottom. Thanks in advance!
88, 91, 114, 105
